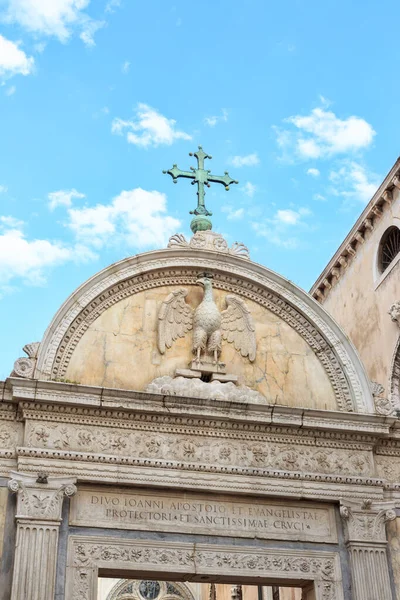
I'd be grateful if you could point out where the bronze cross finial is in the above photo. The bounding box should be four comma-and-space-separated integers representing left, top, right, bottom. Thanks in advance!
163, 146, 238, 233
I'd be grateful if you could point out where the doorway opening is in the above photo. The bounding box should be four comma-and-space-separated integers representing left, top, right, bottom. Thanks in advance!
97, 578, 308, 600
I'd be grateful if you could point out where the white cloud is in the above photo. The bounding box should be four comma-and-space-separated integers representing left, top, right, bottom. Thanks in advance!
241, 182, 257, 198
313, 193, 326, 202
4, 0, 104, 46
5, 84, 16, 95
0, 34, 34, 78
329, 161, 380, 204
68, 188, 180, 248
230, 153, 260, 168
0, 185, 8, 193
112, 103, 192, 148
34, 41, 46, 52
221, 206, 244, 221
0, 215, 23, 228
275, 207, 311, 225
48, 188, 85, 210
275, 105, 375, 160
105, 0, 120, 12
121, 60, 130, 74
252, 206, 312, 249
204, 108, 228, 127
79, 18, 105, 47
319, 95, 331, 108
0, 221, 94, 292
306, 167, 320, 177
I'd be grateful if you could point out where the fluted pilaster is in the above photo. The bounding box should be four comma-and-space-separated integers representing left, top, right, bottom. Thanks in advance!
340, 501, 395, 600
11, 521, 59, 600
8, 471, 76, 600
348, 545, 392, 599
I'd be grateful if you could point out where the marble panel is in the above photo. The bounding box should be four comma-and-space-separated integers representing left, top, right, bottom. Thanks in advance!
70, 487, 338, 543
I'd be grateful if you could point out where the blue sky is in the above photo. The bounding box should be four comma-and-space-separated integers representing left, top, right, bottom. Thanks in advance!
0, 0, 399, 378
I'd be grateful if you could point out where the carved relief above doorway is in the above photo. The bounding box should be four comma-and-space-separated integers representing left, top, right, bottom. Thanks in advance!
65, 536, 344, 600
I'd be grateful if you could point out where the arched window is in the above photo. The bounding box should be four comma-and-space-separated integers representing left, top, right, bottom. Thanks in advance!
106, 580, 195, 600
379, 226, 400, 273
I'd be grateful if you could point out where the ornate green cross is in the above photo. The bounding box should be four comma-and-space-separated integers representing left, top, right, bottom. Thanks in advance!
163, 146, 238, 233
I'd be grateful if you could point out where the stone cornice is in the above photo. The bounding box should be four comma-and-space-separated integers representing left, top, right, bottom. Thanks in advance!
3, 377, 400, 499
3, 377, 395, 438
310, 157, 400, 302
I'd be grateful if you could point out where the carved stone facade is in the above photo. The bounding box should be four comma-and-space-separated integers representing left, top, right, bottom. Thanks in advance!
1, 374, 400, 598
1, 232, 400, 599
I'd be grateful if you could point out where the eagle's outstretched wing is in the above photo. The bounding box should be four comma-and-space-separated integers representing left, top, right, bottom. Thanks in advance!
221, 295, 256, 362
158, 288, 193, 354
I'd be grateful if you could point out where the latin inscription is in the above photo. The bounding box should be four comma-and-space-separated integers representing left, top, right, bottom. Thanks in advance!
70, 488, 337, 543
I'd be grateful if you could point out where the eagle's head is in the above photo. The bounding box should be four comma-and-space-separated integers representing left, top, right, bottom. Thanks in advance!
196, 272, 213, 290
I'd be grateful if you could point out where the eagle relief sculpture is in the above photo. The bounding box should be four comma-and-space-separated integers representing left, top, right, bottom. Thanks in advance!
157, 273, 256, 365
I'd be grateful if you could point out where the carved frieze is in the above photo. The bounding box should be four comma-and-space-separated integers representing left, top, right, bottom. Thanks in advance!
0, 405, 22, 457
24, 419, 374, 479
376, 454, 400, 484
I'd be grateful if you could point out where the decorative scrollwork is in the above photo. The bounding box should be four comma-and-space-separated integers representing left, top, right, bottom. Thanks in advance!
11, 341, 40, 379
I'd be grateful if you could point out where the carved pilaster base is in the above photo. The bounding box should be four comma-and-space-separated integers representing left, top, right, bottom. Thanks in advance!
347, 544, 392, 600
11, 520, 60, 600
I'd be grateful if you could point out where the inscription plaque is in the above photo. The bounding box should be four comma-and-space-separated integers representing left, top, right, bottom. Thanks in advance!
70, 487, 337, 543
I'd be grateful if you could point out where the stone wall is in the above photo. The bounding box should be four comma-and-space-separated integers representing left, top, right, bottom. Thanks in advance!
320, 186, 400, 395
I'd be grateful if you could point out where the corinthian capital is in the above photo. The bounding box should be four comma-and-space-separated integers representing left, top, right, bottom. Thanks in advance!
8, 471, 77, 521
340, 500, 396, 544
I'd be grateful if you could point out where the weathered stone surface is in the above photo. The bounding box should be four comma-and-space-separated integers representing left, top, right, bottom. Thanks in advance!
146, 375, 266, 403
315, 182, 400, 405
65, 286, 337, 410
70, 487, 338, 543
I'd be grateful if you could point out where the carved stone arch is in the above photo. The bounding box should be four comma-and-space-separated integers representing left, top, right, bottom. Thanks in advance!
35, 247, 373, 413
389, 335, 400, 407
106, 579, 196, 600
